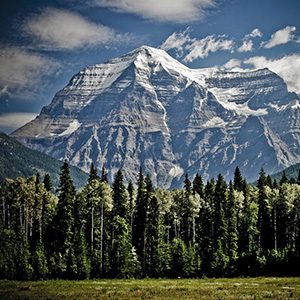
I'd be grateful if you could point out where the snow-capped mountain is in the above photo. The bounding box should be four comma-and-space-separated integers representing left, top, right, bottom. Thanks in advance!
11, 46, 300, 188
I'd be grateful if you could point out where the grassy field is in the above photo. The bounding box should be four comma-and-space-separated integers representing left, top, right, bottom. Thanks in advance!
0, 277, 299, 299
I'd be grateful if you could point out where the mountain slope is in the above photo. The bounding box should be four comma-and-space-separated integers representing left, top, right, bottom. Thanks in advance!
11, 46, 300, 188
0, 131, 88, 189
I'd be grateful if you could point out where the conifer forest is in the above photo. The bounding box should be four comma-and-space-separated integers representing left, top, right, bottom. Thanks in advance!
1, 161, 300, 280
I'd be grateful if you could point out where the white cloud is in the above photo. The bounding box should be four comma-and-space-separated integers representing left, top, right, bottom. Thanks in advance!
222, 58, 242, 70
262, 26, 296, 49
237, 28, 262, 53
244, 28, 263, 39
237, 40, 254, 53
183, 35, 234, 62
94, 0, 216, 23
0, 112, 38, 133
160, 28, 192, 57
23, 8, 117, 50
0, 46, 60, 96
244, 54, 300, 94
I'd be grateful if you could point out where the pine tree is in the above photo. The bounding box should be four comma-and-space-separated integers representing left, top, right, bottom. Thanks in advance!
88, 162, 100, 183
280, 171, 288, 186
170, 238, 187, 278
227, 181, 238, 274
112, 169, 127, 219
132, 166, 148, 276
200, 179, 215, 275
211, 173, 228, 276
233, 166, 243, 192
257, 168, 272, 252
147, 195, 159, 276
127, 180, 135, 233
192, 173, 205, 198
43, 174, 53, 192
31, 242, 48, 280
266, 175, 273, 188
297, 169, 300, 185
110, 215, 135, 278
52, 160, 76, 276
72, 228, 90, 279
181, 174, 193, 244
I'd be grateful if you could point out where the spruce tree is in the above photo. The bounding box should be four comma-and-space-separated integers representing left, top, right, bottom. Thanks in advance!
297, 168, 300, 185
127, 180, 135, 233
132, 166, 148, 276
212, 173, 228, 276
52, 160, 76, 276
88, 162, 100, 183
257, 168, 272, 252
112, 169, 127, 219
192, 173, 205, 198
43, 174, 53, 192
280, 171, 288, 186
227, 181, 238, 274
147, 195, 159, 276
181, 174, 193, 244
233, 166, 243, 192
110, 215, 135, 278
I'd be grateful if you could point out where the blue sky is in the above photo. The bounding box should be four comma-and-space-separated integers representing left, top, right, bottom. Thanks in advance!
1, 0, 300, 133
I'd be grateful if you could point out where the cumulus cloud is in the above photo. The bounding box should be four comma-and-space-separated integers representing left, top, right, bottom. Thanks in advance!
221, 58, 242, 70
184, 35, 234, 62
244, 28, 263, 39
237, 28, 262, 53
244, 54, 300, 94
160, 28, 192, 57
94, 0, 216, 23
262, 26, 296, 49
22, 7, 117, 50
0, 46, 60, 98
0, 112, 38, 133
161, 29, 234, 62
237, 40, 254, 53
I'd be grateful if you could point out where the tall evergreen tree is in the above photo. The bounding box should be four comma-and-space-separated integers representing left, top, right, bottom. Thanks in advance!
52, 160, 76, 276
227, 181, 238, 273
181, 174, 193, 244
280, 170, 288, 186
233, 166, 243, 192
88, 162, 100, 183
127, 180, 135, 233
112, 169, 127, 219
297, 168, 300, 185
133, 166, 148, 276
211, 173, 228, 276
192, 173, 205, 198
147, 195, 159, 276
43, 174, 53, 192
257, 168, 272, 252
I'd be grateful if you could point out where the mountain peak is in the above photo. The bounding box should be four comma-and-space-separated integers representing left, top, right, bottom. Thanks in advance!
11, 45, 300, 188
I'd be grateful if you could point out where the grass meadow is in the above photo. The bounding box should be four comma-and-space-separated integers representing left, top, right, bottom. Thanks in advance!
0, 277, 300, 299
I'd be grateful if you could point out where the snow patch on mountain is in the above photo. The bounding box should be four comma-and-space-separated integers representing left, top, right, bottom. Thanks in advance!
59, 119, 81, 136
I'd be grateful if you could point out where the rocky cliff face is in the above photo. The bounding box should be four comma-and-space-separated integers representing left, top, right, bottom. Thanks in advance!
11, 46, 300, 188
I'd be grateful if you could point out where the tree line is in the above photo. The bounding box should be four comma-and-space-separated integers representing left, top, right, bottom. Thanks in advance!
1, 161, 300, 280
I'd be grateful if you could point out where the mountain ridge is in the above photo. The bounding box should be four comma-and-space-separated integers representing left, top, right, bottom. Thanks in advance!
11, 45, 300, 188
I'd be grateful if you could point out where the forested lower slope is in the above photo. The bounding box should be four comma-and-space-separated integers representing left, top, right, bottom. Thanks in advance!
0, 131, 88, 189
1, 162, 300, 280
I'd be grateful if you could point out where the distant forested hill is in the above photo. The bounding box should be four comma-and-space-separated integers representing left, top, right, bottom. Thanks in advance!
270, 163, 300, 183
0, 131, 88, 189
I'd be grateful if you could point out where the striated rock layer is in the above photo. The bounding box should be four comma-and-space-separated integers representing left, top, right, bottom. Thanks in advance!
11, 46, 300, 188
